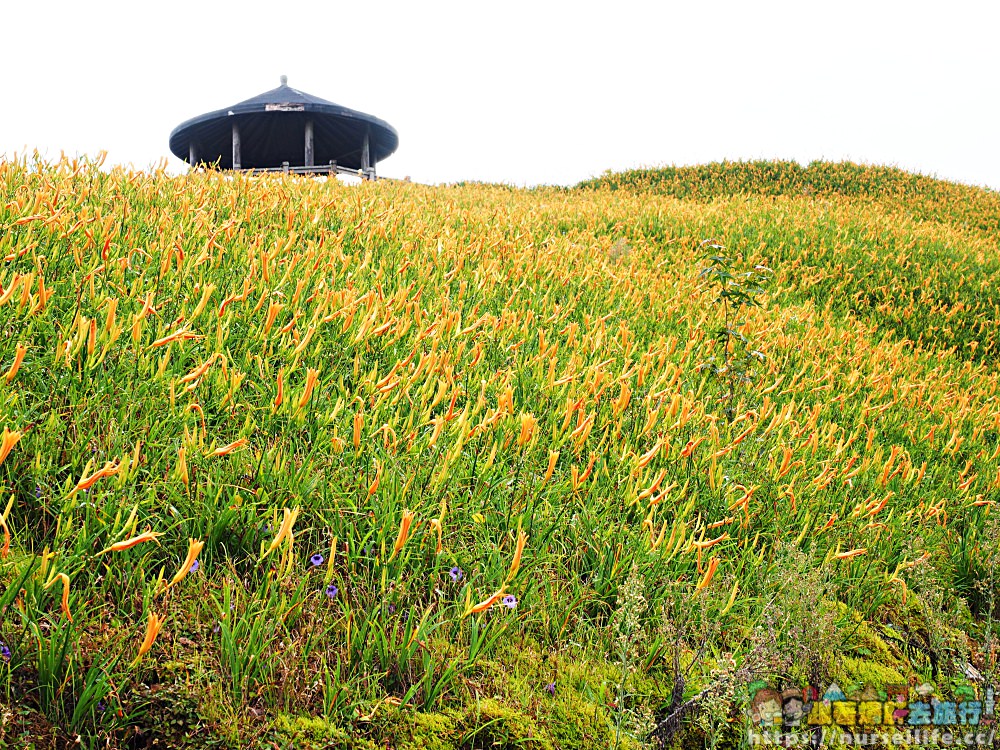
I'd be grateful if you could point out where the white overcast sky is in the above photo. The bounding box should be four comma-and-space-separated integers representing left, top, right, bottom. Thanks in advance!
4, 1, 999, 190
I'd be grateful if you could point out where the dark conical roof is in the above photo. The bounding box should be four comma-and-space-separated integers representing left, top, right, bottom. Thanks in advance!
168, 77, 399, 170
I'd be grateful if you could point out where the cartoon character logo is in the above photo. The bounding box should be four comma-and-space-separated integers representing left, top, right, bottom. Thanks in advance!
751, 689, 783, 728
782, 688, 806, 726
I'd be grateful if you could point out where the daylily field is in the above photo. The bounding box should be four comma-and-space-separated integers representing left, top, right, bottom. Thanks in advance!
2, 156, 1000, 748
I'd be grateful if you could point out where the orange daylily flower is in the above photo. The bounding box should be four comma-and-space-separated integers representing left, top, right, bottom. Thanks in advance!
367, 462, 383, 496
262, 507, 299, 559
637, 469, 668, 500
516, 413, 537, 446
0, 512, 9, 559
711, 423, 756, 459
73, 459, 124, 493
353, 412, 363, 450
505, 528, 528, 583
31, 275, 53, 314
636, 440, 662, 470
4, 343, 26, 384
693, 532, 730, 550
102, 530, 163, 554
274, 368, 284, 407
0, 428, 22, 466
427, 415, 445, 447
728, 485, 758, 513
428, 518, 443, 554
777, 446, 793, 478
86, 319, 96, 357
45, 572, 73, 621
464, 589, 506, 618
151, 327, 202, 348
168, 539, 205, 587
297, 367, 319, 409
896, 551, 930, 571
177, 447, 189, 486
132, 611, 166, 666
208, 438, 247, 457
695, 557, 720, 592
680, 437, 705, 459
179, 353, 218, 384
390, 509, 416, 560
543, 450, 559, 483
835, 548, 867, 560
263, 302, 284, 334
879, 446, 901, 487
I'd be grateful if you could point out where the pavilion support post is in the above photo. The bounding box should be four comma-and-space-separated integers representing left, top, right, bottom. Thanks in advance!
361, 130, 370, 178
329, 160, 337, 176
304, 118, 314, 168
231, 121, 241, 170
188, 141, 197, 168
283, 161, 289, 174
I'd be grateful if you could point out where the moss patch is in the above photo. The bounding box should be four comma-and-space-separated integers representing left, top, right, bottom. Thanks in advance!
267, 713, 375, 750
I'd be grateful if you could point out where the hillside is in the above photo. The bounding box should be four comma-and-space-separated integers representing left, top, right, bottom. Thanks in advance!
579, 160, 1000, 235
1, 156, 999, 748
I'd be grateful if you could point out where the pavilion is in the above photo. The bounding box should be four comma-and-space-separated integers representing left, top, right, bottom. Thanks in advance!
168, 76, 399, 178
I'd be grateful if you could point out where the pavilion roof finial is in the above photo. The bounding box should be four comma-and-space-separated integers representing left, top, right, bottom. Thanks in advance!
280, 75, 288, 86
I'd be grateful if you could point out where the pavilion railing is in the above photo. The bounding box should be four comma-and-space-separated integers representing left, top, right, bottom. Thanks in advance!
239, 162, 378, 180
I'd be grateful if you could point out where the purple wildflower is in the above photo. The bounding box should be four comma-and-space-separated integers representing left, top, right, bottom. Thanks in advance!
449, 566, 463, 582
35, 486, 41, 498
190, 560, 200, 573
545, 682, 556, 695
502, 594, 517, 609
388, 604, 396, 614
0, 642, 10, 662
325, 583, 338, 600
310, 553, 324, 567
96, 700, 107, 713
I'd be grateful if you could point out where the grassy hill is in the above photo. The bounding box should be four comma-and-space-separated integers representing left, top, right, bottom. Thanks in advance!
1, 156, 1000, 748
